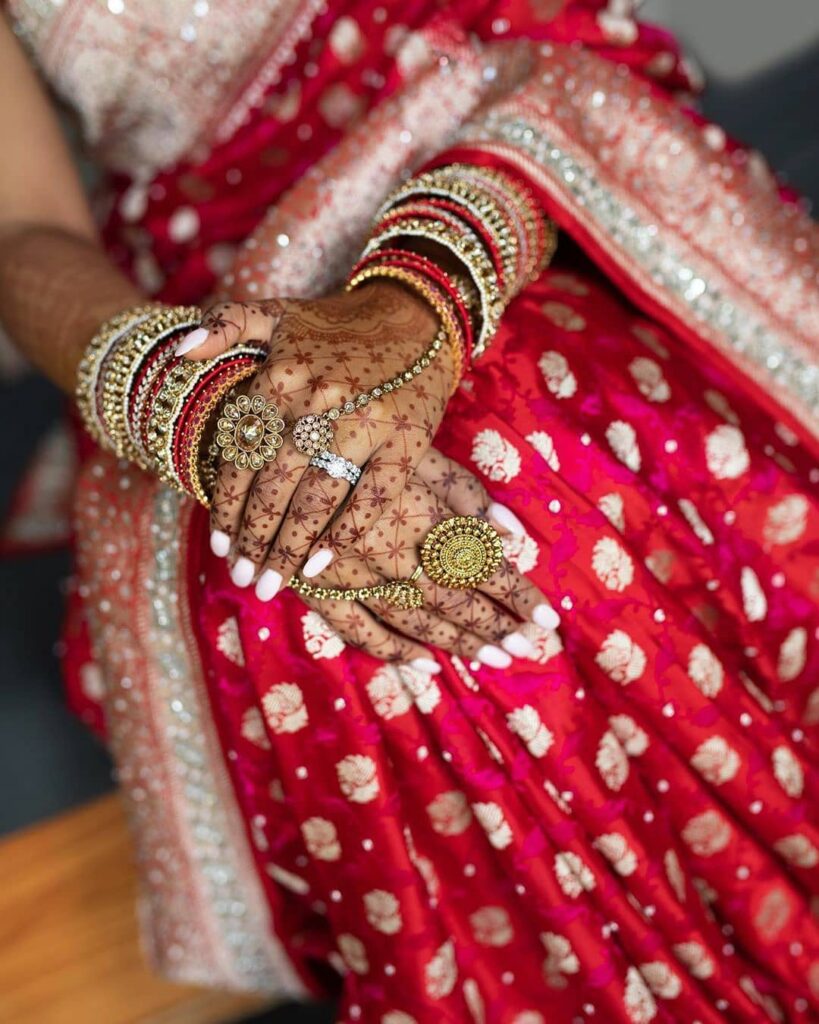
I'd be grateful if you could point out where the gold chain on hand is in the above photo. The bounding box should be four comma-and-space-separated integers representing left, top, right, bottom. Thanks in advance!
288, 566, 424, 610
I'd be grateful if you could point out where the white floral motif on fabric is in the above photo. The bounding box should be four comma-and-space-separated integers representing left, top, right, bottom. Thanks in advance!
538, 350, 578, 398
507, 705, 554, 757
261, 682, 308, 734
773, 834, 819, 868
606, 420, 641, 471
740, 565, 767, 622
591, 536, 635, 591
628, 356, 670, 402
472, 802, 513, 849
470, 906, 514, 947
301, 610, 345, 659
772, 745, 803, 798
541, 931, 580, 988
427, 791, 473, 836
763, 494, 809, 545
687, 644, 725, 697
301, 817, 342, 862
240, 705, 271, 749
595, 629, 646, 684
216, 616, 245, 666
690, 736, 741, 785
681, 810, 732, 856
777, 627, 807, 681
425, 940, 457, 999
673, 941, 715, 979
598, 491, 625, 532
336, 754, 380, 803
526, 429, 561, 470
594, 832, 638, 876
471, 428, 522, 482
624, 965, 658, 1023
554, 851, 596, 898
704, 424, 750, 479
502, 531, 540, 572
364, 889, 403, 935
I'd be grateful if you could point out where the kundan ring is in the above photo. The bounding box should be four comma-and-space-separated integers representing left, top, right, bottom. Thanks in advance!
420, 515, 503, 590
215, 393, 285, 470
292, 413, 335, 457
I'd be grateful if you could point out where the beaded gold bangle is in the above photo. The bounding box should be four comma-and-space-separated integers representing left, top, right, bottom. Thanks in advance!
145, 344, 267, 491
377, 183, 519, 291
98, 306, 201, 461
346, 265, 465, 392
75, 304, 161, 447
183, 359, 262, 507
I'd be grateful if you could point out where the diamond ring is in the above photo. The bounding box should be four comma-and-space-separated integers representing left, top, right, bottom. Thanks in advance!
308, 450, 362, 485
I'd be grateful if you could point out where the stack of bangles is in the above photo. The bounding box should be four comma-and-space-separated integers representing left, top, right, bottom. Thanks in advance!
352, 162, 557, 360
74, 162, 557, 583
75, 303, 272, 506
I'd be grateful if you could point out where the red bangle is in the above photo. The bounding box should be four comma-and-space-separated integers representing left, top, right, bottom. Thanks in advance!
349, 247, 474, 361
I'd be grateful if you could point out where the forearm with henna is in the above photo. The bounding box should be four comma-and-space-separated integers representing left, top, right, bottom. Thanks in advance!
0, 224, 141, 393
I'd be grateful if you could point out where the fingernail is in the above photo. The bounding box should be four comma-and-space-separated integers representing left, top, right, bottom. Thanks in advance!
210, 529, 231, 558
255, 568, 283, 602
303, 549, 334, 578
477, 644, 512, 669
501, 633, 538, 659
230, 556, 256, 588
175, 326, 209, 356
409, 657, 442, 675
487, 501, 526, 536
533, 603, 561, 630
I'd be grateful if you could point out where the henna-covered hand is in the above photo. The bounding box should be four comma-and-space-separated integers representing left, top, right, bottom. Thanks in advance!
295, 448, 562, 670
178, 281, 453, 595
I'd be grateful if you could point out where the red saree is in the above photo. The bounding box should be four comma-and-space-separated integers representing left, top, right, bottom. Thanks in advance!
8, 0, 819, 1020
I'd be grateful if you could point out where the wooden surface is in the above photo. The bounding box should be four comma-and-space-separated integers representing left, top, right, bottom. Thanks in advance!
0, 793, 271, 1024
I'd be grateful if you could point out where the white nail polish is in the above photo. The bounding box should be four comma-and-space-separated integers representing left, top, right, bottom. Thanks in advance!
533, 603, 561, 630
231, 556, 255, 588
409, 657, 442, 675
303, 549, 334, 578
487, 501, 526, 536
210, 529, 231, 558
477, 644, 513, 669
175, 326, 209, 356
255, 568, 283, 602
501, 633, 538, 659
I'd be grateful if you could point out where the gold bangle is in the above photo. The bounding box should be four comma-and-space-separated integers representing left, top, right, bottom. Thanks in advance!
98, 305, 200, 461
75, 304, 161, 447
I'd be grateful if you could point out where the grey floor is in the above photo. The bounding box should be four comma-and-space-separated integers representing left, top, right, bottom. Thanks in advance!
0, 41, 816, 1024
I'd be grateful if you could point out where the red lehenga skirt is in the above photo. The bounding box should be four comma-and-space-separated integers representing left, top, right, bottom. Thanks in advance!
50, 2, 819, 1022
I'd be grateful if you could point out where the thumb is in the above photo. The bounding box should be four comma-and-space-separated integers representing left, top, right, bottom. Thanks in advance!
175, 298, 289, 360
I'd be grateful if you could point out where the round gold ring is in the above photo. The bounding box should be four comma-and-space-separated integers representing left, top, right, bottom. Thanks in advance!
420, 516, 503, 590
215, 393, 285, 471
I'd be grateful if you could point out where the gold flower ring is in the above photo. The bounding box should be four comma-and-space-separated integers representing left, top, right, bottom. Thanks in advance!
420, 516, 503, 590
215, 393, 285, 471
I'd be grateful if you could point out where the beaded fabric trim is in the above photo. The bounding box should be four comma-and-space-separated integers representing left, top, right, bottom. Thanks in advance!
75, 461, 307, 995
455, 43, 819, 444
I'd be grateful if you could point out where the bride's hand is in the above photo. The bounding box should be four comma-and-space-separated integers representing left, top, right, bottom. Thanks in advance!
295, 448, 562, 669
179, 281, 453, 592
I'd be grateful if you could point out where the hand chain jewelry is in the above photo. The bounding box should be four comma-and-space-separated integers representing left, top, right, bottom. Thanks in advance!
289, 566, 425, 610
290, 323, 448, 461
289, 516, 502, 609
